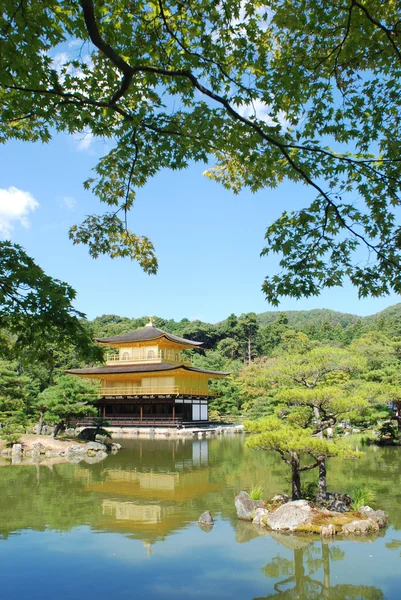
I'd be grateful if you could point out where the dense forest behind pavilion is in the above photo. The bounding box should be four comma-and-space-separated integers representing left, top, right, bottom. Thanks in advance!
2, 303, 401, 435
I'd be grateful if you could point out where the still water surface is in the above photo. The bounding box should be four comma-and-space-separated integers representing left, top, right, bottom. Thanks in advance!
1, 436, 401, 599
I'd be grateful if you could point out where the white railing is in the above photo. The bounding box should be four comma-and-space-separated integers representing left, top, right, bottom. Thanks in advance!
96, 386, 217, 397
105, 351, 192, 366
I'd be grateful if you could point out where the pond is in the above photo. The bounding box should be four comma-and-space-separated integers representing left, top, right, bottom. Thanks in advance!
0, 435, 400, 599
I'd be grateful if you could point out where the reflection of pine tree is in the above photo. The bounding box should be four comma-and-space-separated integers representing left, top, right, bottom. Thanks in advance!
258, 541, 384, 600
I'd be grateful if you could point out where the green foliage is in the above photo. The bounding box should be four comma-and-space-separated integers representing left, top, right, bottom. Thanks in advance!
3, 1, 401, 301
351, 485, 377, 511
249, 483, 264, 501
0, 359, 35, 424
0, 423, 24, 446
0, 242, 103, 363
377, 421, 401, 443
300, 481, 318, 502
37, 376, 98, 427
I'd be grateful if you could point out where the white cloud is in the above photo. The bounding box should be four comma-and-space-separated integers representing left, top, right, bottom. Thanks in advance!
236, 98, 290, 130
73, 127, 94, 151
60, 195, 77, 211
68, 38, 83, 48
0, 186, 39, 238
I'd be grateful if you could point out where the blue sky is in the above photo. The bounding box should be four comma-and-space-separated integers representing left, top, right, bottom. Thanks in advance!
0, 132, 399, 323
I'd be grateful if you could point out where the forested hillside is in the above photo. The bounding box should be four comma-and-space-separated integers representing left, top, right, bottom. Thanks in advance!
1, 304, 401, 436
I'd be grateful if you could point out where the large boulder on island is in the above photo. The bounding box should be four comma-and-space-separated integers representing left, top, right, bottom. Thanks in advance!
252, 508, 269, 526
358, 506, 388, 528
235, 491, 256, 520
85, 441, 107, 452
267, 500, 313, 531
342, 518, 379, 535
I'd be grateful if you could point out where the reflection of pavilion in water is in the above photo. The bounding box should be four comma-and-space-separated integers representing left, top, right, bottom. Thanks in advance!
88, 439, 222, 543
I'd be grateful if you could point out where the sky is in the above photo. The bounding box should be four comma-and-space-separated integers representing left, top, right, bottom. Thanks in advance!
0, 132, 399, 323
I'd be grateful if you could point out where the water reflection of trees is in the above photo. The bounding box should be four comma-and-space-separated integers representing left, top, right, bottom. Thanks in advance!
257, 535, 384, 600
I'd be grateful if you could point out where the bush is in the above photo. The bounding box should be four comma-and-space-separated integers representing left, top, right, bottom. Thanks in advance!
378, 421, 400, 442
300, 481, 318, 501
350, 485, 376, 510
0, 424, 24, 446
249, 483, 264, 500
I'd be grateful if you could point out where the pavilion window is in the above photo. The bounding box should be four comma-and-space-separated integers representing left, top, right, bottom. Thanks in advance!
147, 350, 155, 359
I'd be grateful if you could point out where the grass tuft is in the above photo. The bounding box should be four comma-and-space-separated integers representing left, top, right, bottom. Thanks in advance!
249, 483, 264, 500
350, 485, 376, 510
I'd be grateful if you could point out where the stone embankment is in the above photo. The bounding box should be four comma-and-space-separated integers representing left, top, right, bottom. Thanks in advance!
234, 491, 388, 538
101, 424, 245, 439
0, 435, 121, 464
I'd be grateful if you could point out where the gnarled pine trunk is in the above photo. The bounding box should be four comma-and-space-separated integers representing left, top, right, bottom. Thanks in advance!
316, 457, 327, 503
290, 451, 302, 500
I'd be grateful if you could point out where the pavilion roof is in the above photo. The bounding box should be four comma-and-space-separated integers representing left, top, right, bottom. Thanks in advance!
66, 362, 229, 377
95, 325, 203, 348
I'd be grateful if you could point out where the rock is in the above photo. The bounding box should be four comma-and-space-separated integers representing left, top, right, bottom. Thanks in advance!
84, 451, 108, 464
235, 491, 256, 520
85, 441, 107, 452
106, 442, 121, 453
41, 425, 53, 435
66, 444, 86, 457
267, 500, 312, 531
326, 492, 352, 506
77, 428, 97, 441
326, 500, 349, 513
65, 428, 76, 436
326, 427, 333, 438
342, 518, 379, 536
359, 506, 388, 528
252, 500, 265, 509
320, 524, 336, 537
352, 428, 361, 434
11, 444, 22, 455
252, 508, 269, 526
198, 511, 214, 526
32, 442, 46, 455
271, 494, 290, 504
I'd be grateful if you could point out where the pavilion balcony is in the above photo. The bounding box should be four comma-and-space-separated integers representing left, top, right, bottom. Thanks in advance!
105, 351, 192, 366
97, 386, 217, 398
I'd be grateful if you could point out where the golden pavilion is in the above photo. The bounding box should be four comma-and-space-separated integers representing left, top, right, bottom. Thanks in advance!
67, 319, 229, 426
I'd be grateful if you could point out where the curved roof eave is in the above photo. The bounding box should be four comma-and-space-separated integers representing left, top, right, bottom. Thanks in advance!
66, 363, 230, 377
94, 325, 203, 347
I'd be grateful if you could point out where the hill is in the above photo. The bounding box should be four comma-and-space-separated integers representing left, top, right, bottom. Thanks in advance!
256, 308, 361, 329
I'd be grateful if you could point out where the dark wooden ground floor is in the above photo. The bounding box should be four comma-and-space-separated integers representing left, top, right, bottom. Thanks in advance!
80, 395, 211, 427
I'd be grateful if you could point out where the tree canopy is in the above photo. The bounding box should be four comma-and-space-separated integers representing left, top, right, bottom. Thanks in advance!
2, 0, 401, 303
0, 242, 102, 362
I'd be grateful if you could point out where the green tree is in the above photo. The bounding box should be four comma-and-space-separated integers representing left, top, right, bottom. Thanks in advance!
0, 242, 102, 362
245, 417, 355, 500
0, 359, 35, 424
237, 313, 259, 363
36, 375, 98, 435
2, 0, 401, 302
242, 346, 366, 500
